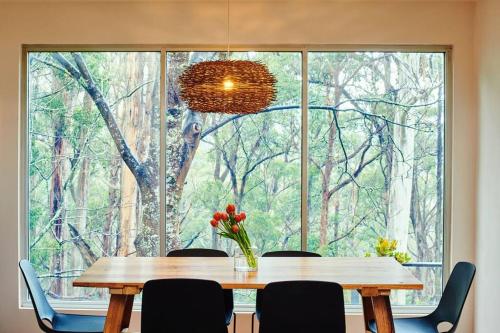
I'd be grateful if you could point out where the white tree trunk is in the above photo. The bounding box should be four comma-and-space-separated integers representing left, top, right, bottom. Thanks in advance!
387, 110, 415, 252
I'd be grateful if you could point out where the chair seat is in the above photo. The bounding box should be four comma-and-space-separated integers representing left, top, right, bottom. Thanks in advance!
51, 313, 106, 333
368, 317, 438, 333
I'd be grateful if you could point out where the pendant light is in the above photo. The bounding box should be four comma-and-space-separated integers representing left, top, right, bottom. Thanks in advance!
178, 0, 277, 114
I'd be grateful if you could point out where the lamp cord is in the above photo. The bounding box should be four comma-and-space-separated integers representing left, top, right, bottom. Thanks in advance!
226, 0, 230, 58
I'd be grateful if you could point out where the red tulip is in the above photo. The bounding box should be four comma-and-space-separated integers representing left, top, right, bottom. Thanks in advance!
221, 212, 229, 221
240, 212, 246, 220
210, 219, 218, 227
213, 211, 222, 221
232, 225, 240, 233
226, 204, 236, 215
234, 214, 243, 223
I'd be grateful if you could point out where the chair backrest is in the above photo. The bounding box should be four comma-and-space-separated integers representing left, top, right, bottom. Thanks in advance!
141, 279, 228, 333
167, 248, 228, 257
257, 251, 321, 316
430, 262, 476, 332
167, 248, 234, 315
259, 280, 346, 333
262, 250, 321, 258
19, 260, 55, 331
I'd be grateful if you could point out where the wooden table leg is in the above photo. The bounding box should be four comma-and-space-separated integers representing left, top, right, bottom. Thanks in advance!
361, 295, 375, 332
121, 295, 135, 330
372, 295, 395, 333
104, 294, 135, 333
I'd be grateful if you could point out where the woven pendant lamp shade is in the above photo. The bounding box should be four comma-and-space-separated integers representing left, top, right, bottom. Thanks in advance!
179, 60, 277, 114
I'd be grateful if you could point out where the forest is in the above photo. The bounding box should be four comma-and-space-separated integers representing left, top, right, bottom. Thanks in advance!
28, 50, 444, 306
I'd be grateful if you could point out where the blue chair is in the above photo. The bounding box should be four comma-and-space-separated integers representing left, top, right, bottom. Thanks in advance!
19, 259, 105, 333
252, 251, 321, 332
141, 278, 228, 333
258, 280, 346, 333
167, 249, 235, 329
368, 262, 476, 333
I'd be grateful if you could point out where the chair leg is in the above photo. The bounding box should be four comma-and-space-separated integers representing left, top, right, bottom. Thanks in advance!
251, 312, 255, 333
233, 312, 236, 333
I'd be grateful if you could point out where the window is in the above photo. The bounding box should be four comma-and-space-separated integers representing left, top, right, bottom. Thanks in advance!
307, 52, 445, 306
28, 51, 161, 300
25, 47, 447, 307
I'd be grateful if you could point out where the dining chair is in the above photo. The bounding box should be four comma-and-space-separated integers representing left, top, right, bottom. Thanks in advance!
252, 250, 321, 332
368, 261, 476, 333
167, 248, 235, 330
258, 280, 346, 333
141, 278, 228, 333
19, 259, 106, 333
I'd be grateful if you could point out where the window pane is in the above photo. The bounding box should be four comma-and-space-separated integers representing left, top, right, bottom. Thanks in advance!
166, 51, 302, 303
28, 52, 160, 300
307, 52, 445, 306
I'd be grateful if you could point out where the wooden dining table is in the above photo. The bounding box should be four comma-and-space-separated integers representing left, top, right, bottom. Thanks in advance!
73, 256, 422, 333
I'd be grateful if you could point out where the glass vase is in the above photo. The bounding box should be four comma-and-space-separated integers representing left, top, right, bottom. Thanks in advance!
234, 246, 258, 272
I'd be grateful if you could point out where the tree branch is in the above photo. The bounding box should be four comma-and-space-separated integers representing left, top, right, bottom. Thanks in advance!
52, 52, 148, 187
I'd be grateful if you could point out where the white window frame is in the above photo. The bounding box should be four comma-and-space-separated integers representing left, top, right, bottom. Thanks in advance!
20, 44, 452, 314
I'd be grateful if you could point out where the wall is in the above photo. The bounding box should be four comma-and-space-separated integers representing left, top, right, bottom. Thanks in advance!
476, 0, 500, 332
0, 1, 476, 332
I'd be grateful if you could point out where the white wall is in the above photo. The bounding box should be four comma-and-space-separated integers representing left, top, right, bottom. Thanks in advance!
0, 1, 477, 332
476, 0, 500, 332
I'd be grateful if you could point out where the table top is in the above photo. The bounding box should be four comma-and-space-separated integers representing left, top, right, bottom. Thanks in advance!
73, 256, 423, 292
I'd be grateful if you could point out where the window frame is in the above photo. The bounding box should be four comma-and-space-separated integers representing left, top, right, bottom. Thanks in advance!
20, 44, 452, 313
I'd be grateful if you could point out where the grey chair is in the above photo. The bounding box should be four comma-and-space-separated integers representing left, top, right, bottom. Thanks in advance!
368, 262, 476, 333
19, 259, 106, 333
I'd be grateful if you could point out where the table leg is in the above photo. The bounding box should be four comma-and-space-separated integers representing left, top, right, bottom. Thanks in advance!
361, 295, 375, 332
104, 294, 135, 333
121, 295, 135, 330
371, 295, 395, 333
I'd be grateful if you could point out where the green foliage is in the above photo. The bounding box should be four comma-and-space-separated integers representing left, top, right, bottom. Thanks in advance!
28, 51, 443, 306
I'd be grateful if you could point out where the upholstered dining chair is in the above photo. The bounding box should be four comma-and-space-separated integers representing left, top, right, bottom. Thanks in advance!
19, 259, 106, 333
141, 278, 228, 333
167, 248, 235, 330
368, 261, 476, 333
258, 280, 346, 333
252, 250, 321, 332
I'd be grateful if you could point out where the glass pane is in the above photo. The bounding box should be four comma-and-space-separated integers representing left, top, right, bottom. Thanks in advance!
166, 51, 302, 304
307, 52, 445, 306
28, 52, 161, 300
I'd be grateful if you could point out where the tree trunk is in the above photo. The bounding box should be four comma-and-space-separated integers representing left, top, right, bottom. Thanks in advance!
105, 156, 120, 256
49, 96, 66, 298
387, 108, 415, 252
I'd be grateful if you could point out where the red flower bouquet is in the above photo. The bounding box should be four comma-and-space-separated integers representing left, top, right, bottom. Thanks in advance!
210, 204, 257, 271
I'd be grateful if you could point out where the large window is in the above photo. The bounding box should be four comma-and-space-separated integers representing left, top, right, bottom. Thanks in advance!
25, 48, 446, 307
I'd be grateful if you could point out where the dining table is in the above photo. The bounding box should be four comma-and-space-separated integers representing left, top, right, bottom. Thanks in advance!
73, 256, 423, 333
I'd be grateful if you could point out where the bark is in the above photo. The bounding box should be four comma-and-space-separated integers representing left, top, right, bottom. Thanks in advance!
105, 156, 120, 256
319, 113, 336, 248
386, 56, 417, 252
50, 116, 65, 297
49, 81, 69, 297
387, 108, 415, 251
68, 224, 98, 266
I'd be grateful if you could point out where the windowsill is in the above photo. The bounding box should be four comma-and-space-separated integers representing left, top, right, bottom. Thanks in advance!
20, 300, 437, 316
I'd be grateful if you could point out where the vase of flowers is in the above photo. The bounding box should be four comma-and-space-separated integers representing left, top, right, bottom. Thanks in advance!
210, 204, 258, 272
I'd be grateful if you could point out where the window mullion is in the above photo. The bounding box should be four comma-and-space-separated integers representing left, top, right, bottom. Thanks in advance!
159, 49, 167, 257
300, 49, 308, 251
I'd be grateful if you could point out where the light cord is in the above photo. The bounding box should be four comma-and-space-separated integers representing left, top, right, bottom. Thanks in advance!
226, 0, 230, 58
